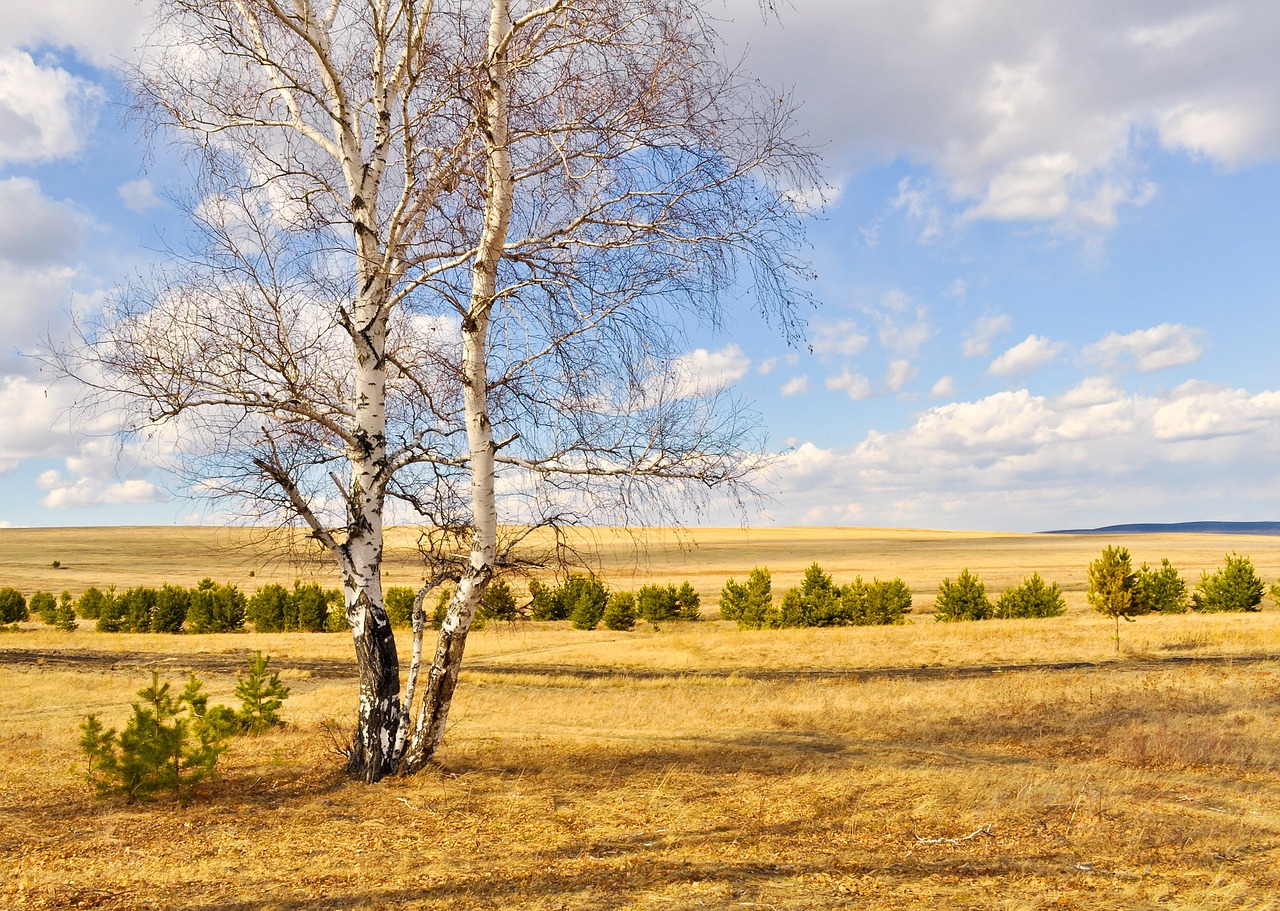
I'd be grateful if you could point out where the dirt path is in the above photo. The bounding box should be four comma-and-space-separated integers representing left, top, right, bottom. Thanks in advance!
3, 645, 1277, 683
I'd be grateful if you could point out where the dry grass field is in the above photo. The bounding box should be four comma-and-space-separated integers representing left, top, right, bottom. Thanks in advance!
3, 526, 1280, 910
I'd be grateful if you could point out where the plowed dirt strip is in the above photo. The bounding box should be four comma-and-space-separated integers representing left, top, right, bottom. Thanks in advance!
2, 645, 1277, 682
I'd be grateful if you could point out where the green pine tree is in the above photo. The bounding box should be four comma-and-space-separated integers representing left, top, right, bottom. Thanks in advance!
1088, 546, 1142, 652
934, 569, 993, 622
79, 671, 228, 803
235, 651, 291, 734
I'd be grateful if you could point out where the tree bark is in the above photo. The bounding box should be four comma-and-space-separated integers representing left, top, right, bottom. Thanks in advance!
400, 0, 512, 774
346, 584, 402, 781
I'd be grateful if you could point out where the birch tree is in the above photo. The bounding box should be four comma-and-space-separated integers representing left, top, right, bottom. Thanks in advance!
64, 0, 818, 781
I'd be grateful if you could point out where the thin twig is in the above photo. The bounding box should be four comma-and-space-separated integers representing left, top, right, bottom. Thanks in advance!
1075, 863, 1141, 881
913, 824, 995, 845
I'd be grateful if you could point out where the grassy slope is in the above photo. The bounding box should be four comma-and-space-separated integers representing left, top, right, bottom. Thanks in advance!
6, 524, 1280, 607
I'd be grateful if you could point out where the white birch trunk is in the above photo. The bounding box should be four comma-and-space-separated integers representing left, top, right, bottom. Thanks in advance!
336, 27, 402, 780
401, 0, 513, 773
342, 287, 403, 781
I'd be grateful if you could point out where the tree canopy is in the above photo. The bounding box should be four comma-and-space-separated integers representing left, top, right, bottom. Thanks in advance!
60, 0, 820, 780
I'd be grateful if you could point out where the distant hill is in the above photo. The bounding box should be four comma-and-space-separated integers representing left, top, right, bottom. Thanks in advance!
1044, 521, 1280, 536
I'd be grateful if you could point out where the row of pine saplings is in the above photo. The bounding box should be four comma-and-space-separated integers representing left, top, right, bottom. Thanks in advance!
721, 546, 1272, 629
0, 546, 1268, 634
0, 576, 704, 633
0, 580, 340, 634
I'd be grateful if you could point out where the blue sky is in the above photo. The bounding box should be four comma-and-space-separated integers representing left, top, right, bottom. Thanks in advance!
3, 0, 1280, 531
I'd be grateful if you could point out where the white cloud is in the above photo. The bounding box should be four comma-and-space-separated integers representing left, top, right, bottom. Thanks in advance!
758, 354, 798, 376
0, 4, 152, 66
0, 263, 77, 366
780, 375, 808, 397
0, 376, 77, 469
1159, 101, 1274, 169
670, 344, 750, 397
1127, 10, 1234, 51
825, 369, 873, 400
784, 181, 845, 213
1150, 381, 1280, 441
962, 312, 1012, 357
867, 291, 932, 356
720, 1, 1280, 233
0, 179, 97, 373
811, 319, 869, 358
762, 379, 1280, 530
931, 375, 957, 398
988, 334, 1065, 377
1057, 376, 1124, 409
965, 152, 1075, 222
0, 50, 103, 164
118, 179, 164, 213
884, 359, 915, 393
1085, 323, 1205, 372
0, 177, 88, 264
37, 470, 167, 509
892, 176, 944, 241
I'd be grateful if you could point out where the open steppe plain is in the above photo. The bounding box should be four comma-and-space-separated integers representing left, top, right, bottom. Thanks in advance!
3, 525, 1280, 910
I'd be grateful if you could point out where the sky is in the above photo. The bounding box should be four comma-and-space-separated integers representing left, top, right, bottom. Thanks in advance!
3, 0, 1280, 532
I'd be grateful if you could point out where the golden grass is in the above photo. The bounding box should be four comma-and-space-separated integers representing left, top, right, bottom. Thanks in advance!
5, 615, 1280, 909
3, 526, 1280, 909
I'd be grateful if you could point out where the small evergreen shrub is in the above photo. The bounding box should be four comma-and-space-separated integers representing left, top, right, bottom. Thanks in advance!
846, 577, 912, 625
96, 587, 126, 633
427, 586, 486, 630
561, 576, 609, 629
0, 587, 28, 623
1088, 545, 1142, 652
636, 583, 680, 622
633, 582, 700, 622
30, 591, 57, 625
54, 591, 77, 631
719, 567, 776, 628
480, 580, 520, 622
779, 563, 844, 627
324, 588, 344, 626
431, 587, 453, 628
79, 672, 228, 803
602, 591, 637, 631
995, 573, 1066, 619
529, 579, 566, 620
120, 586, 159, 633
1134, 559, 1188, 614
317, 587, 348, 631
235, 651, 290, 734
290, 581, 331, 631
570, 593, 606, 630
152, 584, 190, 633
247, 583, 291, 632
741, 567, 907, 629
674, 582, 701, 621
934, 569, 993, 622
559, 575, 609, 627
76, 586, 109, 620
186, 579, 247, 633
384, 586, 416, 627
1193, 553, 1264, 612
